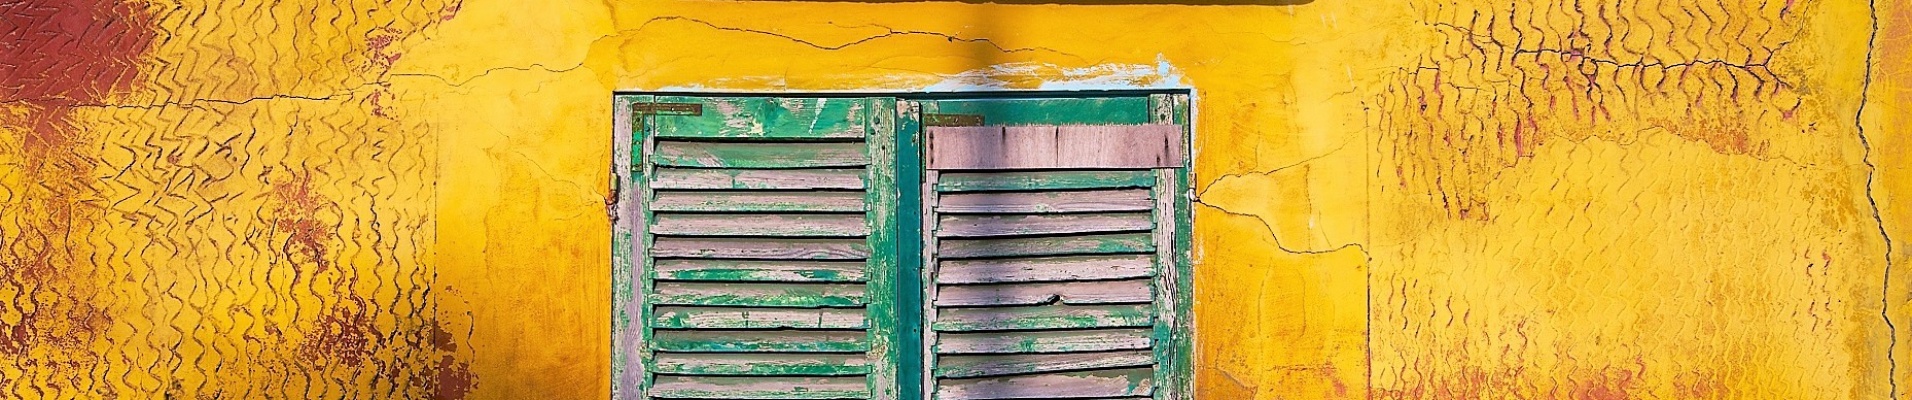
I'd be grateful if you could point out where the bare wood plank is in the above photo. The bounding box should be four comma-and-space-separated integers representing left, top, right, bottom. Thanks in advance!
938, 255, 1154, 284
928, 124, 1184, 170
652, 97, 870, 139
936, 213, 1153, 238
651, 375, 871, 399
934, 279, 1154, 307
652, 237, 870, 260
652, 282, 866, 307
939, 233, 1154, 259
937, 170, 1155, 192
653, 213, 871, 237
936, 189, 1153, 213
933, 304, 1153, 332
936, 350, 1155, 378
652, 306, 866, 329
937, 329, 1153, 354
654, 141, 870, 168
652, 190, 868, 212
653, 168, 866, 190
656, 259, 867, 282
935, 368, 1154, 400
654, 353, 871, 376
653, 330, 869, 352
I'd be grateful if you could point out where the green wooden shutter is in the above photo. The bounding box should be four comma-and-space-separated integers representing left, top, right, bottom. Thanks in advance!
623, 96, 904, 400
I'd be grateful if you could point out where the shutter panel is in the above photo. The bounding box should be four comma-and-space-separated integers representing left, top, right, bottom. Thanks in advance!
633, 96, 901, 400
921, 112, 1189, 398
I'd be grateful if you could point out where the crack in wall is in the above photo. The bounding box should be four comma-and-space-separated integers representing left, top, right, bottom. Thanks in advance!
1858, 0, 1899, 396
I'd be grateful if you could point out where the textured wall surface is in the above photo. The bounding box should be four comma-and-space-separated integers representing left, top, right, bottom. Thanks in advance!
1, 0, 1907, 399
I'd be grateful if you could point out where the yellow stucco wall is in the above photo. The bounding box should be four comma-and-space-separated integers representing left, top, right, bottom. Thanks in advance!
1, 0, 1907, 399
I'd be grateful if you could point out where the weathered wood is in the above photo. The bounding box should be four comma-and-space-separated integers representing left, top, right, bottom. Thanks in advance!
613, 95, 645, 400
935, 350, 1155, 378
651, 282, 866, 307
936, 189, 1152, 213
935, 368, 1153, 400
652, 168, 866, 190
655, 259, 867, 282
936, 213, 1152, 238
652, 237, 870, 259
933, 304, 1154, 332
934, 279, 1154, 307
652, 97, 870, 139
937, 329, 1153, 354
928, 125, 1185, 170
938, 254, 1154, 284
652, 330, 869, 352
650, 375, 871, 399
937, 170, 1155, 192
652, 306, 867, 329
862, 97, 904, 400
938, 233, 1154, 259
653, 353, 871, 376
652, 213, 871, 237
920, 97, 1152, 126
654, 141, 870, 168
652, 190, 868, 212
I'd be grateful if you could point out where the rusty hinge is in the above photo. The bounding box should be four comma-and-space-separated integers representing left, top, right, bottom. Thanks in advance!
633, 102, 702, 116
924, 113, 984, 127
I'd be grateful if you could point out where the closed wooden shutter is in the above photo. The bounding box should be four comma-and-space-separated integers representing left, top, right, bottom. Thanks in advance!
622, 96, 904, 400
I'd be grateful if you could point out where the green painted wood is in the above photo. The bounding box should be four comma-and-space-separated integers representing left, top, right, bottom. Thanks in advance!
655, 259, 868, 282
651, 213, 871, 237
650, 375, 872, 399
936, 329, 1154, 355
896, 100, 930, 400
935, 350, 1155, 378
938, 233, 1155, 259
863, 98, 904, 400
653, 353, 873, 376
651, 282, 867, 307
612, 94, 651, 400
652, 97, 872, 139
654, 141, 870, 168
935, 212, 1154, 237
653, 306, 867, 329
651, 237, 872, 259
652, 330, 871, 353
921, 97, 1151, 126
935, 367, 1153, 400
936, 170, 1156, 192
652, 167, 867, 190
651, 190, 868, 212
932, 304, 1155, 332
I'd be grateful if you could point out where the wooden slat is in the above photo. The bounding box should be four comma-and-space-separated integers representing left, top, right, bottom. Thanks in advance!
936, 350, 1155, 378
651, 375, 871, 399
652, 237, 870, 259
936, 213, 1152, 238
936, 170, 1155, 192
652, 282, 866, 307
935, 368, 1153, 400
652, 97, 870, 139
652, 306, 867, 329
935, 279, 1153, 307
652, 168, 866, 190
938, 233, 1154, 259
652, 190, 868, 212
933, 304, 1153, 332
656, 259, 867, 282
654, 141, 870, 168
936, 189, 1152, 213
928, 125, 1184, 170
653, 213, 870, 237
938, 254, 1154, 284
937, 329, 1153, 354
653, 330, 869, 352
654, 353, 871, 376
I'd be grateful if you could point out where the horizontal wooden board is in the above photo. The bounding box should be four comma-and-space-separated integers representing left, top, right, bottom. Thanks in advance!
934, 279, 1154, 307
928, 125, 1185, 170
653, 213, 870, 237
938, 254, 1154, 284
933, 304, 1154, 332
939, 233, 1154, 259
652, 330, 869, 352
651, 375, 870, 399
936, 367, 1153, 400
654, 141, 870, 168
938, 329, 1153, 354
652, 168, 866, 190
654, 353, 871, 376
656, 259, 868, 282
937, 170, 1155, 192
652, 190, 868, 212
652, 237, 871, 260
936, 350, 1155, 378
936, 189, 1153, 213
653, 306, 866, 329
651, 97, 870, 139
936, 213, 1153, 238
921, 97, 1152, 126
652, 282, 866, 307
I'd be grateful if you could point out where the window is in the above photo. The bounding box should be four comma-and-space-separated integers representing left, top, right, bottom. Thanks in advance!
612, 92, 1192, 400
